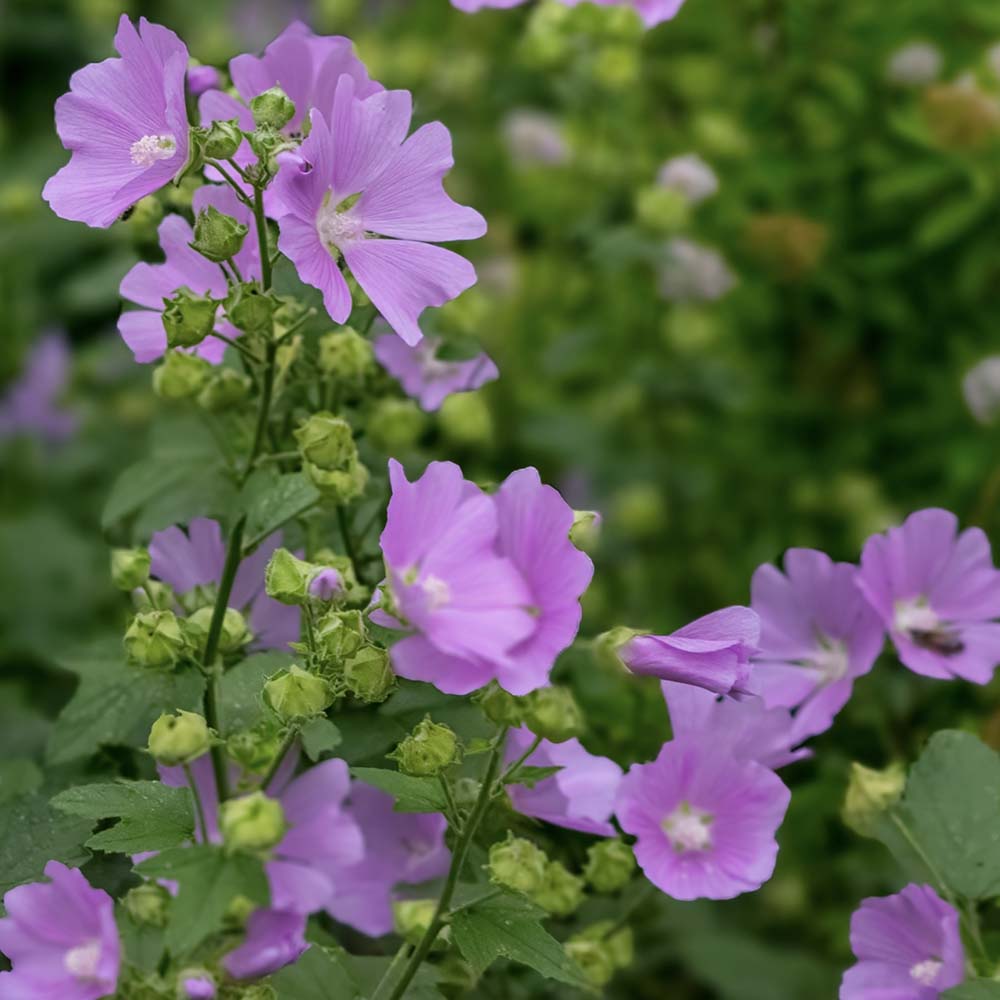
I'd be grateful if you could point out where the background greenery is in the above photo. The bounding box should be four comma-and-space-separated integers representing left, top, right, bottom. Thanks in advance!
5, 0, 1000, 995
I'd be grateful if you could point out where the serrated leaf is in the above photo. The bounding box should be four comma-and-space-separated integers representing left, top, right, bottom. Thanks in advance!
219, 651, 293, 735
300, 717, 342, 762
450, 893, 589, 988
137, 845, 268, 955
241, 469, 321, 551
503, 765, 562, 789
52, 781, 194, 854
351, 767, 448, 813
271, 945, 361, 999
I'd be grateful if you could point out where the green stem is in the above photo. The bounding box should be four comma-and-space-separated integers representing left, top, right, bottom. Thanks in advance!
262, 728, 299, 793
438, 773, 461, 826
602, 880, 656, 939
373, 728, 509, 1000
337, 506, 359, 569
183, 762, 210, 842
206, 160, 253, 208
244, 340, 277, 486
253, 185, 272, 291
207, 330, 265, 366
497, 734, 541, 789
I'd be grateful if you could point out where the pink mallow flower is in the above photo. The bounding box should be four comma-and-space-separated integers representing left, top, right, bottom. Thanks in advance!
376, 461, 592, 695
149, 517, 299, 651
271, 77, 486, 345
0, 332, 77, 445
44, 16, 189, 228
223, 908, 308, 982
751, 548, 884, 738
615, 738, 790, 900
0, 861, 120, 1000
118, 184, 261, 363
373, 333, 498, 412
840, 884, 964, 999
452, 0, 687, 29
616, 607, 760, 697
857, 508, 1000, 684
505, 726, 622, 836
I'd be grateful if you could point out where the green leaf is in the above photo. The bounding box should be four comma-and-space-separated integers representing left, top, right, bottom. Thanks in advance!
450, 893, 589, 988
897, 730, 1000, 899
137, 845, 268, 955
346, 954, 444, 1000
350, 767, 448, 813
271, 945, 361, 999
219, 651, 293, 735
0, 793, 93, 893
915, 197, 987, 252
300, 717, 343, 762
47, 646, 205, 765
52, 781, 194, 855
0, 759, 43, 803
944, 984, 1000, 999
241, 469, 320, 551
503, 765, 562, 789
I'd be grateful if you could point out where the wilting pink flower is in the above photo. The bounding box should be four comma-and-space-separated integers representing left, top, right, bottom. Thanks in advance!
223, 908, 308, 981
857, 508, 1000, 684
0, 861, 120, 1000
324, 782, 450, 936
0, 333, 77, 444
149, 517, 298, 651
453, 0, 687, 28
840, 884, 964, 998
751, 549, 884, 737
374, 333, 498, 412
118, 185, 260, 364
271, 78, 486, 345
616, 738, 790, 900
44, 16, 189, 228
617, 607, 759, 697
505, 726, 622, 835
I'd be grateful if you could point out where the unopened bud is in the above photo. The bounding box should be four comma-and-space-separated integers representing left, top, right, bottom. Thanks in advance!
264, 664, 333, 721
153, 350, 211, 401
842, 761, 906, 837
308, 567, 343, 601
148, 710, 212, 766
393, 899, 439, 947
192, 206, 248, 264
636, 186, 690, 233
178, 970, 216, 999
162, 288, 217, 349
565, 938, 615, 988
202, 118, 243, 160
393, 717, 460, 776
186, 606, 250, 654
125, 610, 188, 668
488, 834, 548, 894
132, 579, 176, 612
315, 609, 368, 663
294, 412, 357, 471
250, 87, 296, 130
317, 327, 373, 383
368, 398, 427, 453
474, 682, 525, 727
569, 510, 602, 553
532, 860, 584, 916
225, 282, 278, 334
343, 645, 395, 703
314, 551, 364, 603
584, 839, 635, 893
438, 392, 493, 447
220, 791, 286, 852
111, 547, 150, 591
198, 366, 251, 411
123, 882, 171, 927
305, 458, 368, 504
264, 548, 316, 606
227, 720, 284, 775
523, 686, 583, 743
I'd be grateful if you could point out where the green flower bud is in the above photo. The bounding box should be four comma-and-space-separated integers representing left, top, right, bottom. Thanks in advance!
225, 282, 279, 334
294, 412, 357, 471
147, 710, 212, 766
264, 548, 316, 606
438, 392, 493, 448
186, 606, 251, 654
577, 922, 634, 969
161, 288, 217, 349
314, 551, 365, 604
202, 118, 243, 160
392, 717, 461, 777
393, 899, 440, 947
197, 366, 252, 411
343, 644, 395, 703
264, 664, 333, 721
842, 761, 906, 837
317, 327, 374, 383
132, 579, 176, 612
565, 938, 615, 988
124, 610, 188, 668
191, 205, 248, 263
569, 510, 601, 553
123, 882, 171, 927
368, 398, 427, 453
488, 834, 548, 895
636, 186, 691, 232
153, 350, 212, 401
532, 860, 585, 916
305, 457, 369, 504
474, 682, 525, 727
523, 686, 583, 743
219, 791, 286, 852
111, 547, 151, 591
612, 482, 665, 539
583, 839, 635, 893
227, 720, 284, 775
315, 609, 368, 663
250, 86, 296, 130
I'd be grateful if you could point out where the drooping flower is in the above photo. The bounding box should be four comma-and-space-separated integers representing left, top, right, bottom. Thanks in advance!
615, 738, 790, 900
118, 185, 261, 364
452, 0, 688, 29
659, 238, 736, 302
615, 607, 760, 697
750, 548, 884, 737
856, 508, 1000, 684
43, 16, 189, 228
324, 782, 450, 936
223, 908, 308, 981
0, 861, 120, 1000
503, 110, 570, 167
656, 154, 718, 205
271, 78, 486, 345
962, 356, 1000, 425
149, 517, 299, 651
0, 333, 77, 444
840, 884, 964, 998
505, 726, 623, 835
373, 333, 498, 412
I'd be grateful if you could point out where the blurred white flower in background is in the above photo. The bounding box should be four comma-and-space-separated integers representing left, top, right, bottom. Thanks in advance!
963, 357, 1000, 425
886, 42, 942, 87
656, 153, 719, 205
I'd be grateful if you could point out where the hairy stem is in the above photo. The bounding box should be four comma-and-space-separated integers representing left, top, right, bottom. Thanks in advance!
183, 762, 210, 842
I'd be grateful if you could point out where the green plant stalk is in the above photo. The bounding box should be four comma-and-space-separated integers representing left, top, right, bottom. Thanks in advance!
183, 761, 210, 842
262, 728, 300, 792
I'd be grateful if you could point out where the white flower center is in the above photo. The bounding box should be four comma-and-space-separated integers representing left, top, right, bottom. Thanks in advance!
129, 133, 177, 167
909, 958, 943, 986
661, 802, 713, 852
894, 597, 940, 635
316, 193, 364, 253
65, 939, 102, 981
420, 574, 451, 610
811, 637, 849, 684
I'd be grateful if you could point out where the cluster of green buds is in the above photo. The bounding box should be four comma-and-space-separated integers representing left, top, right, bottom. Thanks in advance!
391, 717, 461, 777
392, 899, 448, 951
263, 664, 334, 723
317, 327, 374, 388
487, 834, 585, 917
294, 411, 368, 503
110, 547, 151, 591
124, 609, 190, 669
153, 350, 212, 402
474, 681, 584, 743
122, 882, 171, 928
583, 839, 636, 893
185, 606, 252, 654
265, 548, 359, 607
565, 922, 634, 989
227, 719, 285, 776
